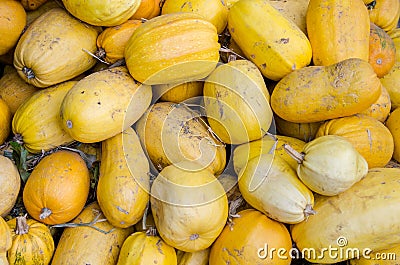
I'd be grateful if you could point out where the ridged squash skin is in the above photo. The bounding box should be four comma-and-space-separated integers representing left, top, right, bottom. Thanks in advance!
176, 249, 210, 265
116, 232, 177, 265
203, 60, 272, 145
125, 13, 220, 85
291, 168, 400, 264
381, 62, 400, 110
368, 0, 400, 32
7, 216, 54, 265
306, 0, 370, 66
0, 216, 11, 265
150, 162, 228, 252
96, 19, 143, 64
97, 127, 150, 228
0, 66, 38, 115
60, 67, 152, 143
209, 209, 292, 265
386, 108, 400, 162
22, 150, 90, 225
0, 156, 20, 218
233, 134, 306, 174
238, 153, 315, 224
135, 102, 226, 175
271, 58, 382, 123
227, 0, 312, 81
62, 0, 141, 26
275, 115, 323, 142
315, 114, 394, 168
161, 0, 229, 34
0, 99, 11, 145
289, 135, 369, 196
13, 8, 99, 88
12, 81, 76, 153
51, 202, 134, 265
0, 0, 26, 56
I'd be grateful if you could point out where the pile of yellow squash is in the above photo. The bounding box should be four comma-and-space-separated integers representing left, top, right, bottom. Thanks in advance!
0, 0, 399, 264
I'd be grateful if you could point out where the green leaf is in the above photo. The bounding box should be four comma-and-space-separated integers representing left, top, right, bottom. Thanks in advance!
8, 141, 31, 183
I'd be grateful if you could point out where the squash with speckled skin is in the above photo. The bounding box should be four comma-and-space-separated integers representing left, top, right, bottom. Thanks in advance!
0, 156, 20, 218
0, 216, 11, 265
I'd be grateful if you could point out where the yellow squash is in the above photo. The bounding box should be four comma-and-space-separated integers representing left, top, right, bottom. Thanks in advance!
177, 249, 210, 265
125, 13, 220, 85
152, 81, 204, 103
203, 59, 273, 144
60, 67, 152, 143
285, 135, 369, 196
291, 167, 400, 264
233, 134, 306, 173
315, 114, 394, 168
238, 153, 315, 224
306, 0, 370, 66
116, 232, 177, 265
359, 84, 391, 122
368, 0, 400, 32
0, 156, 20, 218
13, 8, 99, 88
0, 99, 11, 145
349, 244, 400, 265
97, 127, 150, 228
7, 215, 54, 265
51, 202, 134, 265
381, 62, 400, 110
0, 216, 11, 265
0, 0, 26, 56
12, 81, 76, 153
268, 0, 310, 34
161, 0, 229, 34
275, 115, 323, 142
150, 162, 228, 252
62, 0, 141, 26
135, 101, 226, 175
227, 0, 312, 81
386, 108, 400, 162
271, 58, 382, 123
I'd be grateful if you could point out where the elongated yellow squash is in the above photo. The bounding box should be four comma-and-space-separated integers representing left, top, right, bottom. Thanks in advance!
291, 168, 400, 264
96, 127, 150, 228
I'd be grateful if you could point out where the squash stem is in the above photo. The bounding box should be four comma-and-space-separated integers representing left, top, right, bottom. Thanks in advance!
39, 207, 52, 220
15, 214, 29, 235
304, 204, 316, 219
22, 66, 35, 79
283, 144, 305, 164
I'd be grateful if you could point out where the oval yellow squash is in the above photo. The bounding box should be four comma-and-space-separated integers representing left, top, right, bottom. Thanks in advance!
0, 216, 12, 265
0, 156, 20, 218
228, 0, 312, 81
386, 108, 400, 163
0, 98, 11, 145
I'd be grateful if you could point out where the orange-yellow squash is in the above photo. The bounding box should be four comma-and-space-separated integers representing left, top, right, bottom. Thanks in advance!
386, 108, 400, 163
13, 8, 99, 88
116, 232, 177, 265
271, 58, 382, 123
228, 0, 312, 81
316, 114, 394, 168
0, 98, 11, 145
60, 67, 152, 143
152, 81, 204, 103
306, 0, 370, 66
268, 0, 310, 34
62, 0, 141, 26
22, 150, 90, 225
130, 0, 161, 20
209, 209, 292, 265
150, 162, 228, 252
0, 156, 20, 218
12, 81, 76, 153
368, 0, 400, 32
359, 84, 391, 122
291, 168, 400, 264
96, 127, 150, 228
161, 0, 229, 34
51, 202, 134, 265
349, 244, 400, 265
0, 216, 12, 265
0, 0, 26, 56
7, 215, 54, 265
125, 13, 220, 85
275, 115, 323, 142
176, 249, 210, 265
381, 62, 400, 110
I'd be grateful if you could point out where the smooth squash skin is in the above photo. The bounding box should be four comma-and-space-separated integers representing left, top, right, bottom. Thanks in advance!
0, 156, 20, 218
0, 99, 11, 145
349, 244, 400, 265
62, 0, 141, 26
96, 127, 150, 228
268, 0, 310, 34
7, 215, 55, 265
386, 108, 400, 163
0, 216, 11, 265
0, 0, 26, 56
125, 13, 220, 85
306, 0, 370, 66
12, 81, 76, 153
271, 58, 382, 123
13, 8, 99, 88
227, 0, 312, 81
291, 168, 400, 264
51, 202, 134, 265
359, 84, 391, 122
381, 62, 400, 110
116, 232, 177, 265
